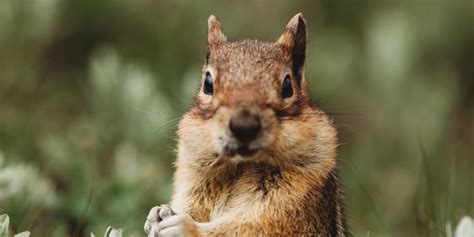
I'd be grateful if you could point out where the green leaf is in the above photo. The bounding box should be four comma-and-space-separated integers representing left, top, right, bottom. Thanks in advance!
104, 226, 112, 237
14, 231, 31, 237
103, 226, 122, 237
108, 228, 122, 237
0, 214, 9, 237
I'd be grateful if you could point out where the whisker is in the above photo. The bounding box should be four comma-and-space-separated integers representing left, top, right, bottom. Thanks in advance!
153, 117, 182, 131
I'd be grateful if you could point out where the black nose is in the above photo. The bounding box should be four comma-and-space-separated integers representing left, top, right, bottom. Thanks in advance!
229, 110, 261, 143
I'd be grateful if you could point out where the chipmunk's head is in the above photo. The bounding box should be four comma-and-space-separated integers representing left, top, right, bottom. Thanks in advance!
178, 13, 336, 167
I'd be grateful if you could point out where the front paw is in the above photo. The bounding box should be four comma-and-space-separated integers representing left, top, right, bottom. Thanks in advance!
158, 214, 201, 237
144, 204, 176, 236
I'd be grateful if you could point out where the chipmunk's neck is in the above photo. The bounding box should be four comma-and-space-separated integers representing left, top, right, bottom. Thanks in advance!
176, 144, 337, 192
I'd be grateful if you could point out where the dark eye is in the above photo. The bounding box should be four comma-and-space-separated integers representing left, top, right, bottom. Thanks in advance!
281, 74, 293, 98
203, 71, 214, 95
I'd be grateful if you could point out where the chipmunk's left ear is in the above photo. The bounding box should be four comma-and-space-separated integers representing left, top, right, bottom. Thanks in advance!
277, 13, 307, 85
207, 15, 227, 62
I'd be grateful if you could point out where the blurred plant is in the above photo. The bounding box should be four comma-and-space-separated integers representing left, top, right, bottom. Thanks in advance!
90, 226, 123, 237
0, 214, 30, 237
0, 164, 57, 207
0, 214, 7, 237
1, 214, 130, 237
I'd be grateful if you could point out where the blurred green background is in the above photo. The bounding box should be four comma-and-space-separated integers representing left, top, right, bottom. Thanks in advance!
0, 0, 473, 236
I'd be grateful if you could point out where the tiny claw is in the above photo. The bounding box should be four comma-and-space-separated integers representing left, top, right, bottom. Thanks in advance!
158, 204, 176, 219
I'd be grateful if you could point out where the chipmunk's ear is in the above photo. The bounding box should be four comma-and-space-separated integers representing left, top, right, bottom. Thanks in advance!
207, 15, 226, 61
277, 13, 307, 85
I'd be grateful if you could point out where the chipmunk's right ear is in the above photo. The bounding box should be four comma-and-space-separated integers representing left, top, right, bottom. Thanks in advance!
207, 15, 227, 61
277, 13, 307, 86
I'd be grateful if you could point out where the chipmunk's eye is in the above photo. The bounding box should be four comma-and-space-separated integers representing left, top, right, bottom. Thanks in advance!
281, 74, 293, 98
203, 71, 214, 95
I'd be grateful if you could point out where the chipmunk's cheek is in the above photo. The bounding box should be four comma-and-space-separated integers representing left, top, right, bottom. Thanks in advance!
256, 110, 277, 147
274, 122, 293, 150
277, 119, 313, 154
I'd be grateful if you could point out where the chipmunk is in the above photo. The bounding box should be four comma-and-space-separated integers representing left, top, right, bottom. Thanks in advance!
144, 13, 348, 236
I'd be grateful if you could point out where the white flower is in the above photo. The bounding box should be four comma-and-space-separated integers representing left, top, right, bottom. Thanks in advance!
455, 216, 474, 237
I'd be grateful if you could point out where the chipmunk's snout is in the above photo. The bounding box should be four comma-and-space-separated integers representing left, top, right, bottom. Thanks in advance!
229, 110, 261, 144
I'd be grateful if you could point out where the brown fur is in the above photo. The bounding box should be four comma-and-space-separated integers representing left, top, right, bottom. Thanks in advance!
168, 13, 348, 236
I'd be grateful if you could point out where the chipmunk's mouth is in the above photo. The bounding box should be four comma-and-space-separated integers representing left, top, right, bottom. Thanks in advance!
225, 145, 258, 157
235, 146, 258, 156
